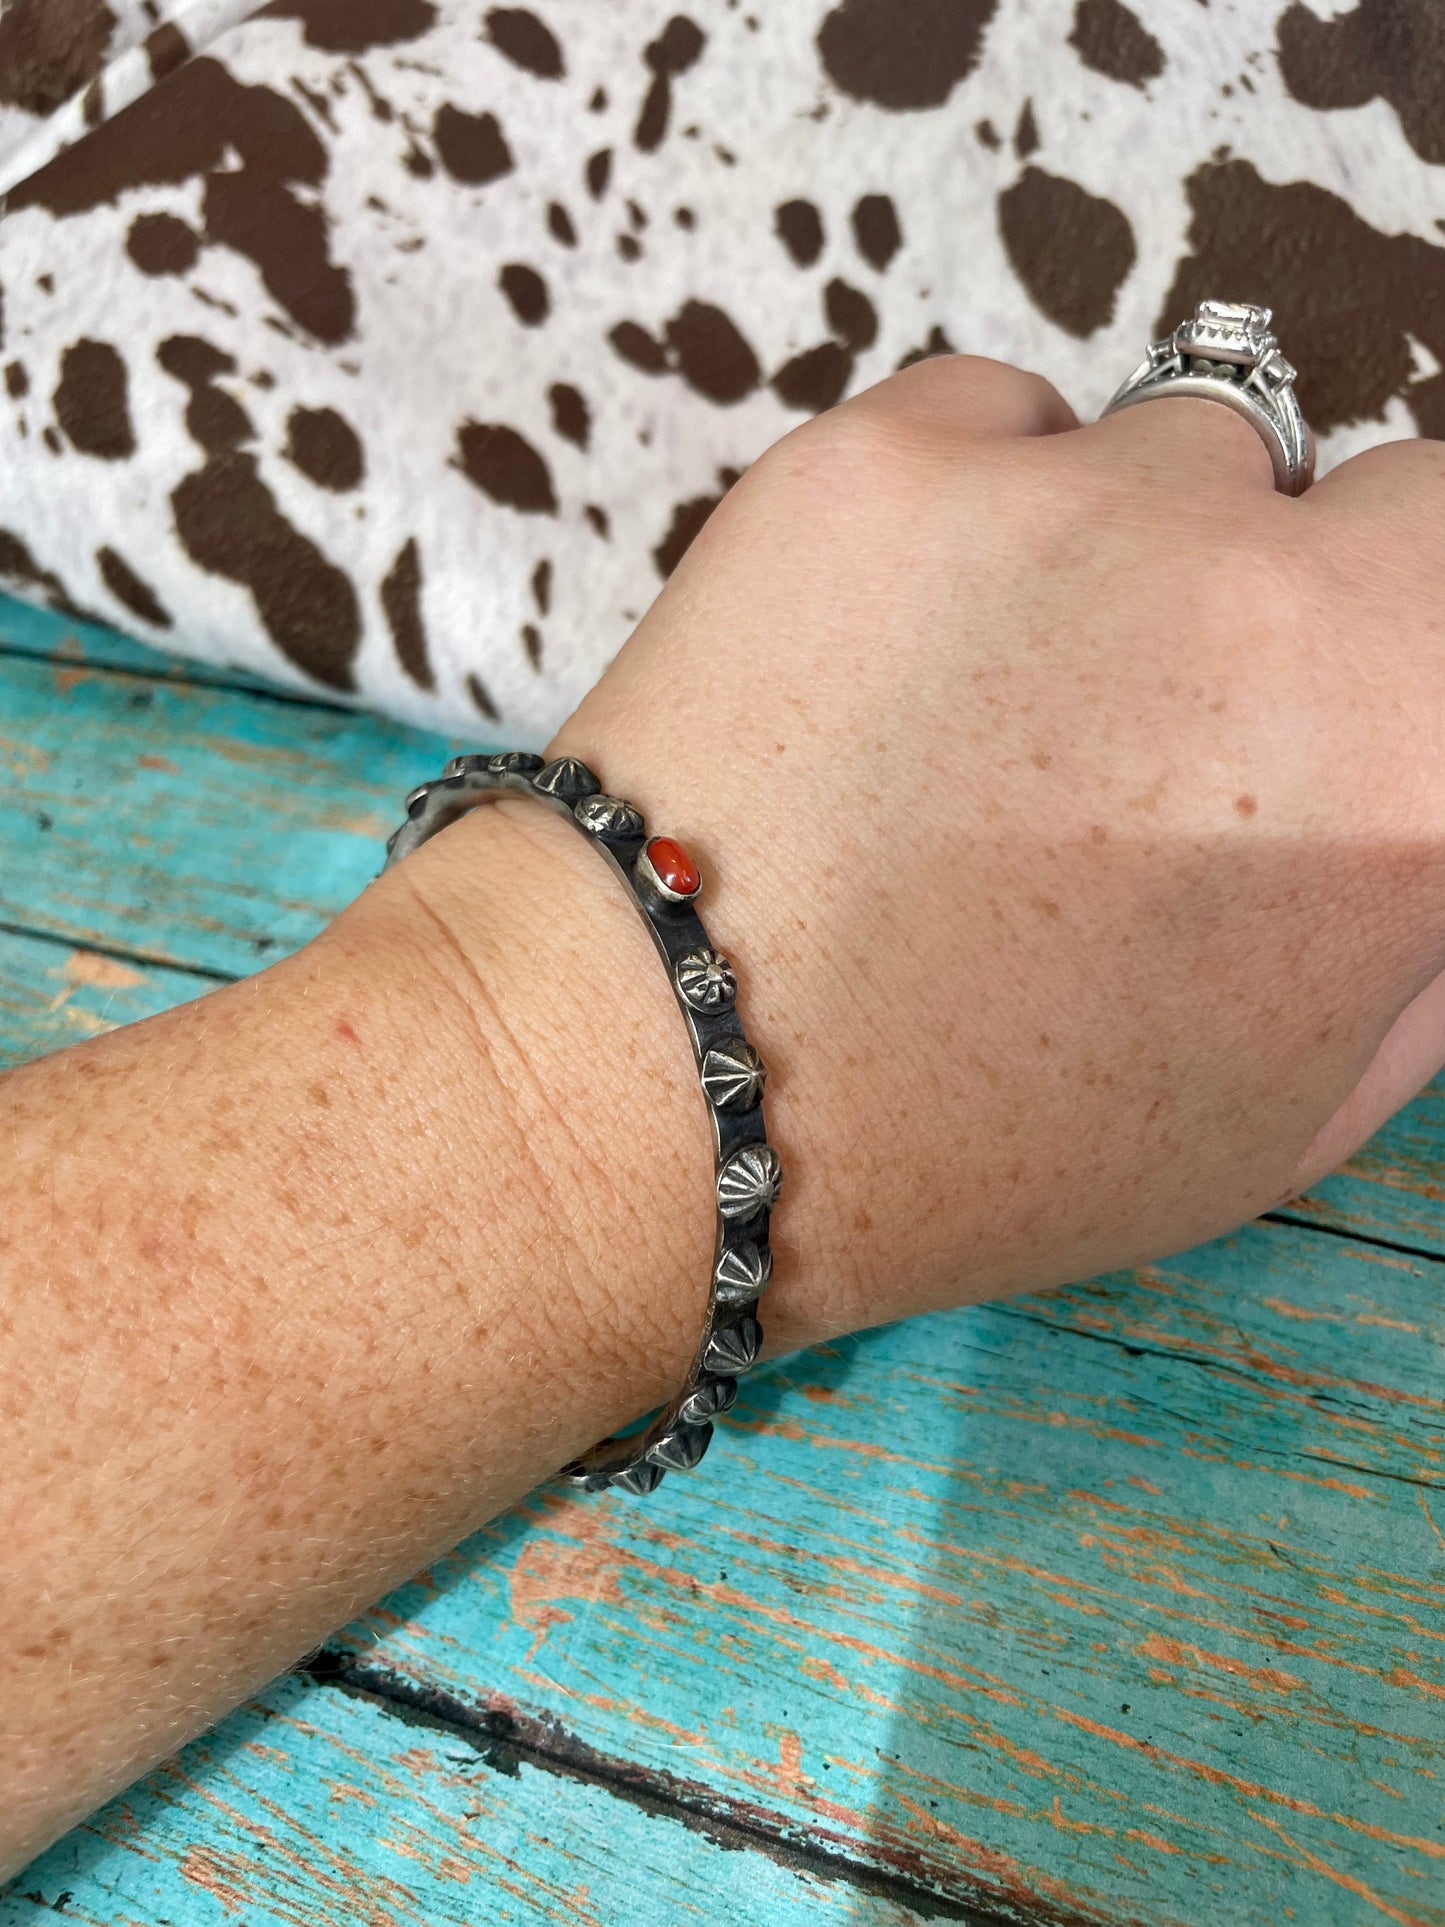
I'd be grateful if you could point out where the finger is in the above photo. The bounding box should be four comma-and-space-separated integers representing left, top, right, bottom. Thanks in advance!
1082, 393, 1281, 496
1299, 434, 1445, 535
1286, 964, 1445, 1196
845, 353, 1079, 442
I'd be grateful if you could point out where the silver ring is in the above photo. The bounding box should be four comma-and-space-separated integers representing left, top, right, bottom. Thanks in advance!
1102, 299, 1315, 496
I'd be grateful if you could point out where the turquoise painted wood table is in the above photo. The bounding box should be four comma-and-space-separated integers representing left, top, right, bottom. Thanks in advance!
0, 592, 1441, 1927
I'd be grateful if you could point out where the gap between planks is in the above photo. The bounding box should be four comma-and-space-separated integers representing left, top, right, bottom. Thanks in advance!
301, 1650, 1096, 1927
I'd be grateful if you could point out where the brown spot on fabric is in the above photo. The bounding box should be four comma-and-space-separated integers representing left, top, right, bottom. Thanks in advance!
817, 0, 998, 110
1277, 0, 1445, 165
586, 147, 612, 198
999, 166, 1135, 336
609, 318, 669, 374
664, 300, 759, 403
897, 323, 956, 368
531, 557, 552, 614
548, 380, 590, 447
1068, 0, 1165, 88
5, 362, 29, 399
145, 20, 190, 81
256, 0, 438, 52
652, 468, 740, 578
457, 421, 557, 512
55, 340, 135, 459
617, 234, 642, 263
674, 205, 695, 229
466, 670, 501, 721
547, 201, 577, 245
172, 450, 360, 689
97, 545, 171, 628
521, 622, 543, 668
1014, 98, 1039, 157
0, 527, 76, 611
485, 6, 563, 78
82, 76, 104, 125
976, 116, 1000, 148
773, 340, 853, 412
381, 537, 432, 688
636, 15, 706, 151
852, 193, 901, 270
585, 503, 610, 537
158, 334, 257, 454
824, 277, 877, 349
127, 212, 201, 276
11, 58, 354, 345
285, 405, 364, 491
500, 262, 549, 325
434, 104, 514, 184
1160, 156, 1445, 436
0, 0, 116, 117
776, 198, 824, 266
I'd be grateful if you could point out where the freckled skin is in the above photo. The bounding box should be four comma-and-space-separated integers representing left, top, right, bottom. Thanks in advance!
6, 355, 1445, 1875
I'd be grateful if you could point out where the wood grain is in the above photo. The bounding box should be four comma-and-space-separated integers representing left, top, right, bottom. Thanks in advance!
1, 595, 1442, 1926
0, 1673, 932, 1927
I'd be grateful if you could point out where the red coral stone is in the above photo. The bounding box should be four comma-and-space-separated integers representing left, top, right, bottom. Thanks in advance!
645, 835, 700, 898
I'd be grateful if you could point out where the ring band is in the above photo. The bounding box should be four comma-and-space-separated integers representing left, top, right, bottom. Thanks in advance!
384, 752, 779, 1498
1102, 299, 1315, 496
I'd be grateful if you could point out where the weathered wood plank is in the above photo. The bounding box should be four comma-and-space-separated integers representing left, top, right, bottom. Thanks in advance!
0, 635, 467, 981
0, 1672, 929, 1927
0, 926, 211, 1067
319, 1226, 1445, 1927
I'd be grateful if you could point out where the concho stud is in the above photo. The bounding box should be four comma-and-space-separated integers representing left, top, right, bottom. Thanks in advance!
575, 792, 645, 840
443, 753, 495, 777
533, 755, 601, 802
646, 1422, 714, 1471
611, 1461, 666, 1496
678, 1376, 739, 1424
703, 1314, 763, 1376
717, 1143, 782, 1221
1101, 298, 1314, 496
701, 1039, 767, 1111
675, 946, 737, 1011
714, 1241, 773, 1306
488, 751, 545, 776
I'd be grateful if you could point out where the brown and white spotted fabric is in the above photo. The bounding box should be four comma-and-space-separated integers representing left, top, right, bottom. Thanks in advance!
0, 0, 1440, 741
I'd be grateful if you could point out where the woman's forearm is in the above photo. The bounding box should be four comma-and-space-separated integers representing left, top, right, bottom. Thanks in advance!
0, 798, 728, 1876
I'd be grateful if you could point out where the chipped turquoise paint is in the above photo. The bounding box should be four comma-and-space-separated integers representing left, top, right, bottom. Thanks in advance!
0, 596, 1442, 1927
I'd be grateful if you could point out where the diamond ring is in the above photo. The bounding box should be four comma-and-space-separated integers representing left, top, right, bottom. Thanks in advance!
1102, 299, 1315, 496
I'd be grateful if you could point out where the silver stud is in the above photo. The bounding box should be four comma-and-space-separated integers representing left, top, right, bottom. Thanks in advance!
488, 750, 544, 775
534, 756, 600, 802
646, 1423, 713, 1471
717, 1144, 782, 1221
714, 1241, 772, 1306
678, 1378, 737, 1425
611, 1461, 666, 1495
575, 792, 644, 840
444, 753, 494, 777
703, 1315, 762, 1376
701, 1039, 766, 1111
676, 947, 737, 1011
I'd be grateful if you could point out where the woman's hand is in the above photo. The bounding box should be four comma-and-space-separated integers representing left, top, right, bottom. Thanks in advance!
428, 354, 1445, 1357
8, 353, 1443, 1873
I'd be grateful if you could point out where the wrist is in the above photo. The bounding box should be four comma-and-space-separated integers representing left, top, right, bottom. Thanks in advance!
348, 794, 718, 1444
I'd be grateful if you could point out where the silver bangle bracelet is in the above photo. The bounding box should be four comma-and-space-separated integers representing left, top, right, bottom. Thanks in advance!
383, 751, 780, 1497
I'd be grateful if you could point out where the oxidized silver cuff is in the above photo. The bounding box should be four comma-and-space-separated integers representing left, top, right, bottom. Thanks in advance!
384, 751, 778, 1498
1102, 299, 1315, 496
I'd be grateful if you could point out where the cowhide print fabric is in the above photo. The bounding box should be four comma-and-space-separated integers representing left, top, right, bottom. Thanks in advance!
0, 1, 258, 195
0, 0, 1440, 742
